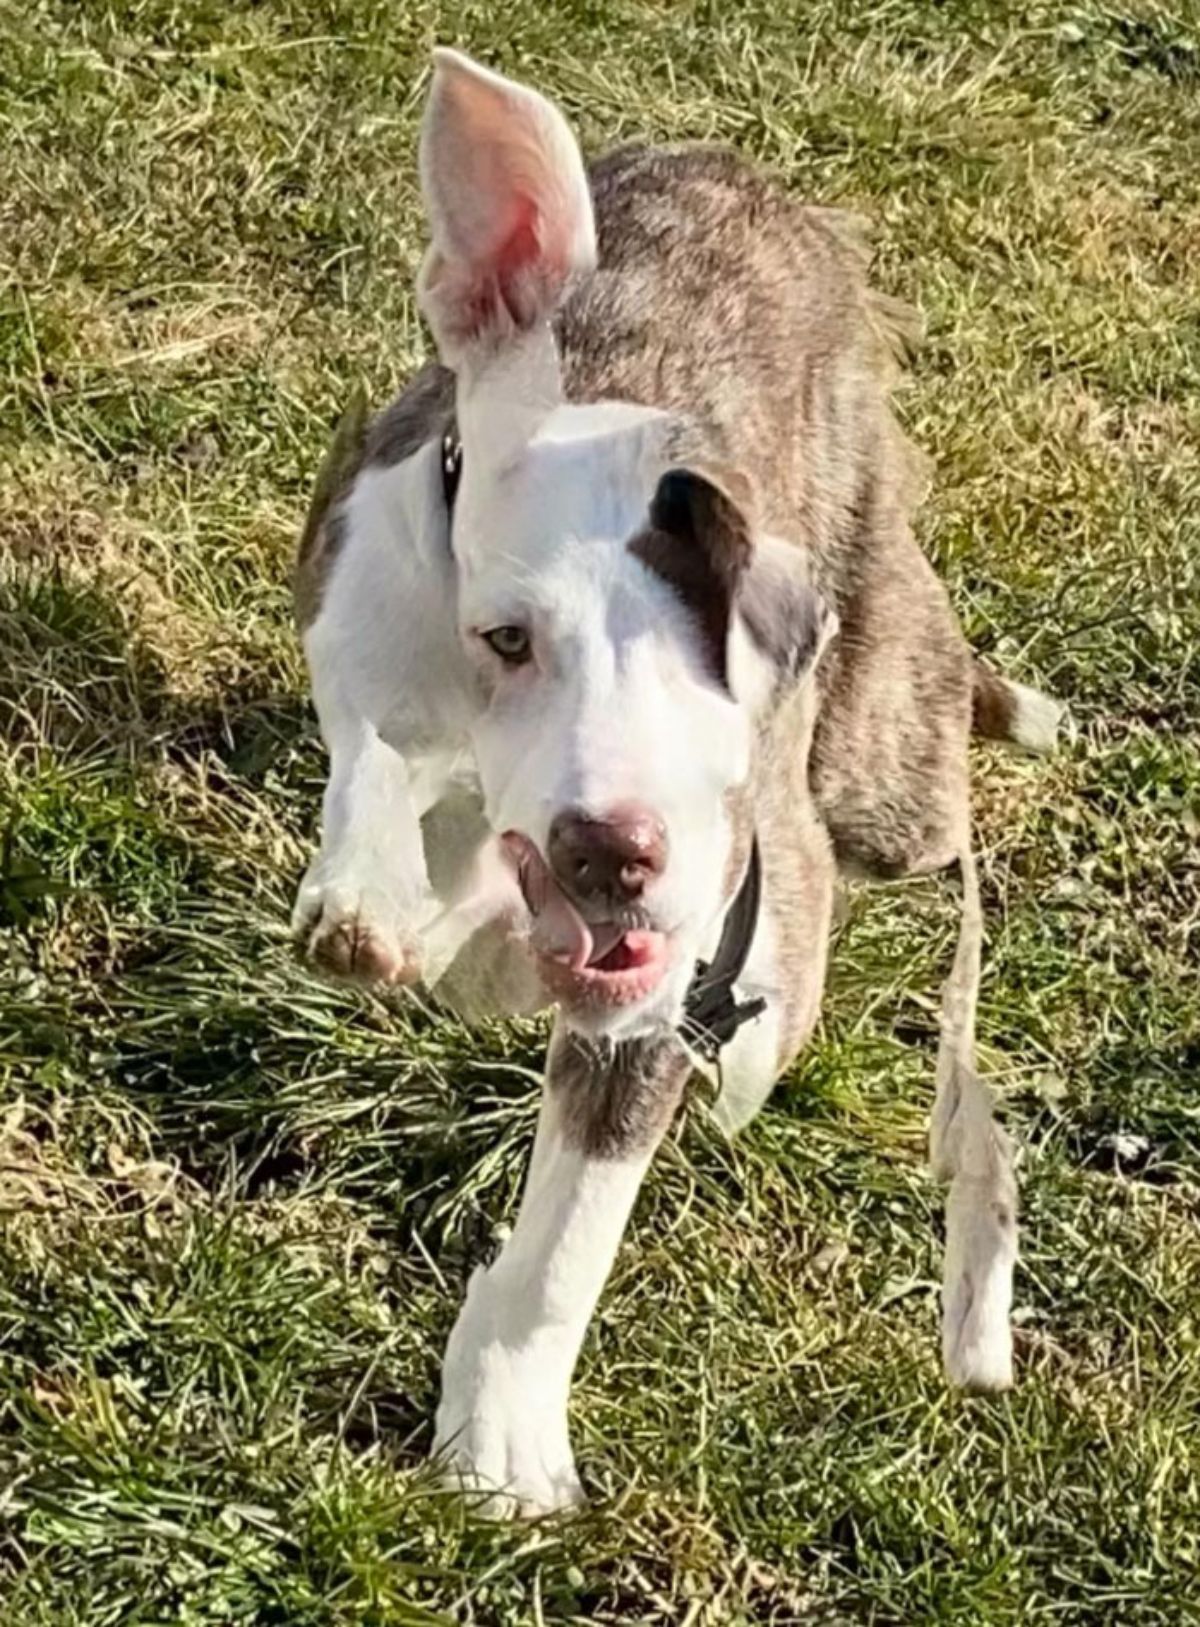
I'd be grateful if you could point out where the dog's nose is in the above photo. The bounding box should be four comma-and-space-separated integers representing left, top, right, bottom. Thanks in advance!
547, 805, 668, 905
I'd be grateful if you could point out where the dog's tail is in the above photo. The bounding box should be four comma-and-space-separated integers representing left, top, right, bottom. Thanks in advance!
971, 660, 1063, 755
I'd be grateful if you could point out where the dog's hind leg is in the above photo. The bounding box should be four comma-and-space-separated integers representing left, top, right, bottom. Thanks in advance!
433, 1025, 690, 1517
930, 846, 1017, 1391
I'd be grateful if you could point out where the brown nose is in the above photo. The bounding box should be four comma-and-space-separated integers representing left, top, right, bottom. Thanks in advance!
548, 806, 668, 906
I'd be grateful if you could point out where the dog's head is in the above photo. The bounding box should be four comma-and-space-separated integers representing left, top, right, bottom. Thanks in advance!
418, 51, 832, 1039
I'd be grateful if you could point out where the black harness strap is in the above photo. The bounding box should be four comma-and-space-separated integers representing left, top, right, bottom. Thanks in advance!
441, 429, 462, 510
681, 837, 766, 1062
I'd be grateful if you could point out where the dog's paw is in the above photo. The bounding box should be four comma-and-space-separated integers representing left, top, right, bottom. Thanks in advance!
433, 1265, 584, 1519
292, 868, 426, 987
309, 909, 422, 985
434, 1415, 584, 1520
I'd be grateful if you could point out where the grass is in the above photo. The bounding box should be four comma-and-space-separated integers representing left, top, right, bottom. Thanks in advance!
1, 0, 1198, 1620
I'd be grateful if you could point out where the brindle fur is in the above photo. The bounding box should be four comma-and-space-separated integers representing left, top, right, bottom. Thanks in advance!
750, 659, 838, 1071
294, 388, 370, 631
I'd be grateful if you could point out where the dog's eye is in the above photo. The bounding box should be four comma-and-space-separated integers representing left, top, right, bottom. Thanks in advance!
481, 625, 532, 665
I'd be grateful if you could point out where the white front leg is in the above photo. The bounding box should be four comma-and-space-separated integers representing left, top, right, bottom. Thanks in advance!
292, 708, 437, 984
293, 432, 482, 987
434, 1028, 689, 1516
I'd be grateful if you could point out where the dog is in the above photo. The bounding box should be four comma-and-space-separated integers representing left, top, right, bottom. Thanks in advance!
291, 49, 1059, 1516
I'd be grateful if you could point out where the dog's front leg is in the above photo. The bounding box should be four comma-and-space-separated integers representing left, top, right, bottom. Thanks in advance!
434, 1025, 690, 1517
292, 701, 438, 985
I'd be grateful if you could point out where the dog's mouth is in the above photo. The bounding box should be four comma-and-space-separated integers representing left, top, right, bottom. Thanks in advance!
501, 831, 670, 1007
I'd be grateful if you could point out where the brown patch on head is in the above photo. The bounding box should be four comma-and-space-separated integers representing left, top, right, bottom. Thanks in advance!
630, 466, 753, 686
549, 1027, 691, 1158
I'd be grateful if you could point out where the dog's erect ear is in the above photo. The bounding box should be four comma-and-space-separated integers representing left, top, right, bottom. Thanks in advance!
418, 49, 597, 359
631, 467, 755, 689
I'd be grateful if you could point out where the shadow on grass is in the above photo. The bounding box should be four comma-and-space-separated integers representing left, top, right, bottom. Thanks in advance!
0, 560, 536, 1267
0, 557, 313, 786
0, 562, 173, 754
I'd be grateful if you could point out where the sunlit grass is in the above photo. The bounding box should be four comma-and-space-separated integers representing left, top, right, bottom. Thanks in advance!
1, 2, 1197, 1621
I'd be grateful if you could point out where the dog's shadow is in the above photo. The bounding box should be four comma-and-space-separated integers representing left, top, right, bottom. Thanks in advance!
3, 556, 537, 1236
1, 553, 313, 778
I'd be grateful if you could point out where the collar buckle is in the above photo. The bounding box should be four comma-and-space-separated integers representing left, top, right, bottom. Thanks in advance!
680, 837, 766, 1062
441, 430, 462, 509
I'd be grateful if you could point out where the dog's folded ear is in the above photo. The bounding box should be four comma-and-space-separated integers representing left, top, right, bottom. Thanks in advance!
738, 534, 837, 691
632, 467, 834, 699
418, 49, 597, 358
632, 466, 754, 688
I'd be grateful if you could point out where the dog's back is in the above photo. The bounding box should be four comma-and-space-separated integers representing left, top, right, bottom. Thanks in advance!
555, 145, 971, 879
302, 141, 1048, 893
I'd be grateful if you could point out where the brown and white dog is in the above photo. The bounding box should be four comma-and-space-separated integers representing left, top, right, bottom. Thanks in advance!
292, 51, 1059, 1515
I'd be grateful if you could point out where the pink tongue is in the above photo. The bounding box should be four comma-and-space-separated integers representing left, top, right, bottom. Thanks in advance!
501, 832, 594, 970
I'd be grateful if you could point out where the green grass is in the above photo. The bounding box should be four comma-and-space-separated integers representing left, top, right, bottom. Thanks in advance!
2, 0, 1198, 1620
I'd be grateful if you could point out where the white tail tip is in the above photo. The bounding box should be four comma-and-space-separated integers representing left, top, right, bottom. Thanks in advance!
1005, 679, 1065, 755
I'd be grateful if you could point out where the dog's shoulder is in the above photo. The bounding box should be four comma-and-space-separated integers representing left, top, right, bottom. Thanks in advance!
362, 361, 456, 470
294, 363, 455, 632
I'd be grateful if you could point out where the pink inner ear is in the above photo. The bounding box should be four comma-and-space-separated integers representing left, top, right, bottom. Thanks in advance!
466, 195, 565, 333
494, 198, 541, 280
